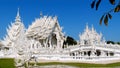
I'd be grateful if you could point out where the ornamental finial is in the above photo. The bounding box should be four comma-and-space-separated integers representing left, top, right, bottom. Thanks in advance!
15, 8, 21, 22
40, 11, 43, 17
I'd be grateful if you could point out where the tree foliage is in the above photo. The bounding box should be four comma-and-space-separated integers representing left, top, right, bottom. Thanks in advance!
106, 40, 120, 45
107, 40, 115, 44
91, 0, 120, 26
117, 42, 120, 45
63, 36, 77, 45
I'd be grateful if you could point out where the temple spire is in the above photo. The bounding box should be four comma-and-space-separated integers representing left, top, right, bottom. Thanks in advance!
91, 24, 94, 32
17, 8, 20, 16
15, 8, 21, 22
85, 23, 89, 32
40, 11, 43, 17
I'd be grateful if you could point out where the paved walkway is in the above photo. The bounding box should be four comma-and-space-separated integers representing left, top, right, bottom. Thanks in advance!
30, 58, 120, 64
28, 65, 78, 68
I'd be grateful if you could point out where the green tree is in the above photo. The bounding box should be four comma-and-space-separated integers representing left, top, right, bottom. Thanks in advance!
106, 40, 115, 44
63, 36, 77, 45
91, 0, 120, 26
117, 42, 120, 45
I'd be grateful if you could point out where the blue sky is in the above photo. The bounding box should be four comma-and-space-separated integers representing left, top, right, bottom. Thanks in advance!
0, 0, 120, 42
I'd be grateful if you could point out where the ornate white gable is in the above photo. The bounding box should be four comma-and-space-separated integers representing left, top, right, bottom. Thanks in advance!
26, 15, 65, 54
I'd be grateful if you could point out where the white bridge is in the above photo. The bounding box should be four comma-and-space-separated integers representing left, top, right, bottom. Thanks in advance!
68, 44, 120, 53
30, 44, 120, 63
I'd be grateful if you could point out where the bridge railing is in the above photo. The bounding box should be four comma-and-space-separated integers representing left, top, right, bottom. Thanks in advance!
95, 44, 120, 50
65, 44, 120, 52
37, 55, 120, 61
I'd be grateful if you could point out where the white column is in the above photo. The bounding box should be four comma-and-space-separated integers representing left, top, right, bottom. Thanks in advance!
75, 52, 77, 56
91, 51, 95, 56
61, 40, 63, 49
49, 37, 52, 48
80, 52, 82, 56
101, 50, 106, 57
82, 51, 84, 56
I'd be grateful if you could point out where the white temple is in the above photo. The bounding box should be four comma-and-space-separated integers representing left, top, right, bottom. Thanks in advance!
26, 15, 65, 54
79, 24, 105, 45
0, 9, 120, 65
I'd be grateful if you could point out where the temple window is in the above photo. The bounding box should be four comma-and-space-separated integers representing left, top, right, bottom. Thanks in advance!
84, 40, 88, 45
96, 50, 101, 56
84, 52, 86, 55
110, 52, 114, 56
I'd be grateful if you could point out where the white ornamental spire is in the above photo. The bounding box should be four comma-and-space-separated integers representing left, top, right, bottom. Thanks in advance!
85, 23, 89, 32
40, 11, 43, 17
91, 24, 94, 32
15, 8, 21, 22
86, 23, 88, 29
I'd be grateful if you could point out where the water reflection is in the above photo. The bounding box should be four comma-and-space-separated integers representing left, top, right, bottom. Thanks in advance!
29, 65, 79, 68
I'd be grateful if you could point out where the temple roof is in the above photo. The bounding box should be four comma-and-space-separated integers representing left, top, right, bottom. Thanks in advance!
26, 15, 64, 40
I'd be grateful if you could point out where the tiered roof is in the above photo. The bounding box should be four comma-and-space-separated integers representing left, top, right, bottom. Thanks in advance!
26, 16, 64, 40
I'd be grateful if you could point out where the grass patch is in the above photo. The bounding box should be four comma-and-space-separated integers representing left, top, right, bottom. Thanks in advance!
0, 58, 15, 68
29, 62, 120, 67
0, 58, 120, 68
